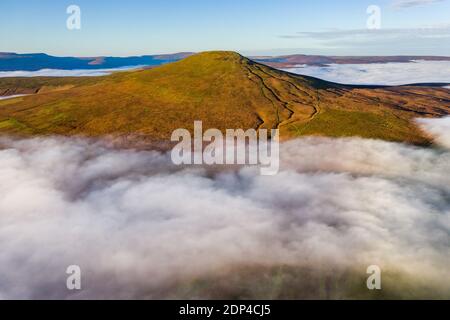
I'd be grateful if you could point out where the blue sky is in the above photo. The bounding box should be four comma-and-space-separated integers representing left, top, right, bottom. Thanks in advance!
1, 0, 449, 56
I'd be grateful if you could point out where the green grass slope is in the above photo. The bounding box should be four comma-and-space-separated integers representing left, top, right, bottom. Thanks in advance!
0, 51, 449, 146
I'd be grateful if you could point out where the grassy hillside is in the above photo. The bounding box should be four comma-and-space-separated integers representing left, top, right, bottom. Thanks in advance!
0, 51, 449, 146
0, 76, 98, 96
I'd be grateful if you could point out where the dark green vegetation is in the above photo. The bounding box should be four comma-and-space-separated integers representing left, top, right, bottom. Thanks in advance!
158, 265, 450, 300
0, 51, 449, 146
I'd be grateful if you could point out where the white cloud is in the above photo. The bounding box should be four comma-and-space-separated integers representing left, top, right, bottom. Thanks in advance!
392, 0, 446, 8
284, 60, 450, 85
279, 26, 450, 55
0, 66, 143, 78
417, 116, 450, 148
283, 26, 450, 40
0, 132, 449, 299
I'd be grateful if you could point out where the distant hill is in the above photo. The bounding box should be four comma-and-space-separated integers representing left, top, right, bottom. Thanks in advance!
0, 52, 193, 71
0, 51, 449, 147
254, 55, 450, 68
3, 52, 450, 72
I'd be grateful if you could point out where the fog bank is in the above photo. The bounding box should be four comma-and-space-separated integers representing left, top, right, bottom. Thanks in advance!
284, 60, 450, 85
0, 66, 143, 78
417, 116, 450, 148
0, 131, 449, 299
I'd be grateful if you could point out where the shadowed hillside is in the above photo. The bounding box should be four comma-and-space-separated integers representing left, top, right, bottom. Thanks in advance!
0, 51, 449, 146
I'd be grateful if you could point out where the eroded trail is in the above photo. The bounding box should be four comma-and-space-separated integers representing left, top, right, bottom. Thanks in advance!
241, 58, 320, 132
253, 64, 321, 126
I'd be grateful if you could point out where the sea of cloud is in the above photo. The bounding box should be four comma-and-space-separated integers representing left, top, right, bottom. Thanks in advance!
0, 118, 449, 299
284, 60, 450, 86
0, 66, 144, 78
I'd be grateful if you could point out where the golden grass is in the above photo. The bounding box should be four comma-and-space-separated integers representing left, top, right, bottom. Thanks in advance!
0, 51, 448, 146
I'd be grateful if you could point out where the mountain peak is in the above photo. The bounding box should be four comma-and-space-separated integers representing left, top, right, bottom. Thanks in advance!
0, 51, 449, 146
194, 51, 243, 58
176, 51, 246, 65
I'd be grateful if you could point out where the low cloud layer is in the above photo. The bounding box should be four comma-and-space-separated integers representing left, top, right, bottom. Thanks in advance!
417, 116, 450, 147
0, 125, 449, 299
0, 66, 143, 78
284, 60, 450, 85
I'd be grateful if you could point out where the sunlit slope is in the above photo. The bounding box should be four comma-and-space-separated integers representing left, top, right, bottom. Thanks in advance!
0, 51, 449, 145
